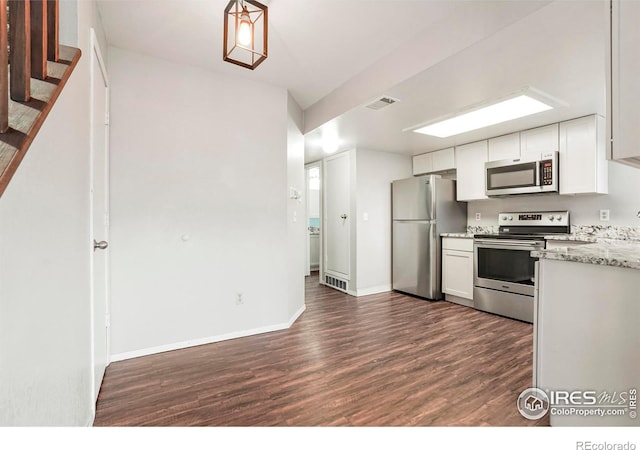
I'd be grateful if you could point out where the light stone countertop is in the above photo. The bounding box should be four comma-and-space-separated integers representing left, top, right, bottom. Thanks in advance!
440, 232, 475, 238
532, 240, 640, 270
543, 234, 599, 242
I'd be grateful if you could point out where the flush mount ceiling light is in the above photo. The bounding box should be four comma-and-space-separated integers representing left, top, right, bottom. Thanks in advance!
223, 0, 268, 70
320, 122, 341, 154
406, 89, 562, 138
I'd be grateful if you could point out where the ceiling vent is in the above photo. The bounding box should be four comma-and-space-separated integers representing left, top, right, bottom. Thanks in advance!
365, 96, 400, 111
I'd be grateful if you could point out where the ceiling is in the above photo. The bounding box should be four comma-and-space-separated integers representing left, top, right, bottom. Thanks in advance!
96, 0, 607, 163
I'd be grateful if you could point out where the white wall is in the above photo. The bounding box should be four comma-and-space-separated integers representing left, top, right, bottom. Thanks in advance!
0, 0, 106, 426
467, 161, 640, 227
287, 96, 306, 319
355, 150, 412, 295
108, 47, 299, 358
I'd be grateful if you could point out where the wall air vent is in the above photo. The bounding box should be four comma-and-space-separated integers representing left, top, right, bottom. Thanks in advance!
365, 96, 400, 111
325, 275, 349, 293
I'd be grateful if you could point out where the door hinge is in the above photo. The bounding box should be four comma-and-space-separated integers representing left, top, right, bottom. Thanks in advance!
105, 314, 111, 327
104, 212, 110, 227
105, 112, 110, 126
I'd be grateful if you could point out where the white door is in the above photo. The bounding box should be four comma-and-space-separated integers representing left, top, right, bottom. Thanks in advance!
90, 29, 109, 406
323, 152, 351, 278
305, 162, 321, 276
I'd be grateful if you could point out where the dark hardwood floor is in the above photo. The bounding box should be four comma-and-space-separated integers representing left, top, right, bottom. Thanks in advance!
94, 273, 548, 426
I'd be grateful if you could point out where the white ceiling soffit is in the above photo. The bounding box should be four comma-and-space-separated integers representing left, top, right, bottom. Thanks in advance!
302, 0, 552, 134
303, 0, 606, 163
97, 0, 464, 109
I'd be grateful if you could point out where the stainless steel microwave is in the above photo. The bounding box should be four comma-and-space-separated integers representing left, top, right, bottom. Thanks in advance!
485, 151, 558, 196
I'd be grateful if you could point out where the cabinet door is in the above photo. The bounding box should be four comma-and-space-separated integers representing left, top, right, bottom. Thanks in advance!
432, 147, 455, 172
442, 249, 473, 299
520, 124, 559, 157
455, 140, 488, 201
412, 153, 433, 175
609, 0, 640, 167
488, 132, 520, 162
559, 115, 607, 195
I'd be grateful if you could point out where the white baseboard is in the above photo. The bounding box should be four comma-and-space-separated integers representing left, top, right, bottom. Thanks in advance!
111, 304, 307, 362
356, 284, 391, 296
287, 304, 306, 327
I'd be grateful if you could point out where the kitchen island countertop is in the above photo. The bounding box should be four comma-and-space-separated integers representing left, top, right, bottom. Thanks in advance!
532, 239, 640, 270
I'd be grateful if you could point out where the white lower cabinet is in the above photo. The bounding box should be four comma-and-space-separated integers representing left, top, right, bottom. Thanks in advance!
442, 238, 474, 302
535, 257, 640, 426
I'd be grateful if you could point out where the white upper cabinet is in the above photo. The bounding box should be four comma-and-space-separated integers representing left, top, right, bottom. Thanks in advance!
607, 0, 640, 168
488, 132, 520, 162
432, 147, 455, 172
520, 123, 559, 157
559, 115, 608, 195
412, 153, 433, 175
412, 147, 455, 175
455, 140, 488, 201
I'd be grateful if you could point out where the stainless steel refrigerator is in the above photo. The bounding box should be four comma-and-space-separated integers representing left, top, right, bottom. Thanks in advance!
392, 175, 467, 299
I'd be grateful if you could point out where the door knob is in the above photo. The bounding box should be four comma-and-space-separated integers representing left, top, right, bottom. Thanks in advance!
340, 214, 347, 219
94, 240, 109, 251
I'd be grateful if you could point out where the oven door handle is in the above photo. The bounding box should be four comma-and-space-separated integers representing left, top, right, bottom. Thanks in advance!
474, 240, 544, 249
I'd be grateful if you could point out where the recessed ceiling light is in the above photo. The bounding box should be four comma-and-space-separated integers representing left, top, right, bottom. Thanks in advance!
406, 90, 560, 138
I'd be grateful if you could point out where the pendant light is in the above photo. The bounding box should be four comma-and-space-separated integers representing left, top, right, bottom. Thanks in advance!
223, 0, 268, 70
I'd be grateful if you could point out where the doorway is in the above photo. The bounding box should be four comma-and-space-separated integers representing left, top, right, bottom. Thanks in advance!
90, 28, 110, 408
305, 162, 321, 277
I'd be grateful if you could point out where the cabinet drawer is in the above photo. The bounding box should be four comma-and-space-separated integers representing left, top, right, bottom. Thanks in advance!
442, 237, 473, 252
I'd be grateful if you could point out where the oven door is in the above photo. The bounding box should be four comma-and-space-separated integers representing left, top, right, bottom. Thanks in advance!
474, 239, 543, 297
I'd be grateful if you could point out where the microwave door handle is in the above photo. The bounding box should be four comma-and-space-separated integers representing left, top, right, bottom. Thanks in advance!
535, 160, 541, 187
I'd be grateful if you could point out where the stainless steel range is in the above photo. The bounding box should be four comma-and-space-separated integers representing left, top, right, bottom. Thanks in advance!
473, 211, 570, 323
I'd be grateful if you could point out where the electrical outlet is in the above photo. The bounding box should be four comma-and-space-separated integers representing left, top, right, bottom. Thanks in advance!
236, 293, 244, 305
599, 209, 610, 221
475, 213, 481, 221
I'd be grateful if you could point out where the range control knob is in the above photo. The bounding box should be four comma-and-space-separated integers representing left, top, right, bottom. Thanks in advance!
508, 216, 513, 221
555, 215, 562, 222
548, 215, 555, 221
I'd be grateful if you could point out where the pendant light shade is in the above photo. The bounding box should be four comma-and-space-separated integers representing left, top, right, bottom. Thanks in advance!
223, 0, 268, 70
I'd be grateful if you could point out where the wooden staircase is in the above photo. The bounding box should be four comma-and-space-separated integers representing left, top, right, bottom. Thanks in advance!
0, 0, 81, 198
